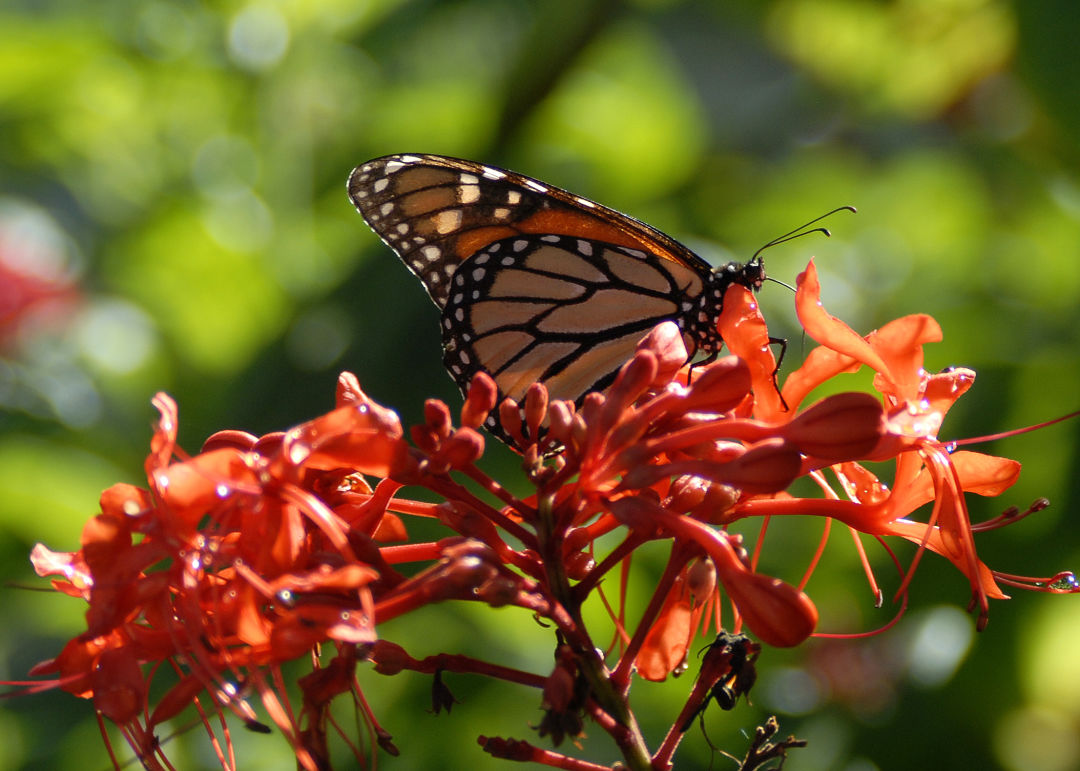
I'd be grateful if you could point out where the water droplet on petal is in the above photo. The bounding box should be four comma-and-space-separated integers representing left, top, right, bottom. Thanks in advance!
215, 483, 231, 498
288, 441, 310, 464
1049, 572, 1079, 591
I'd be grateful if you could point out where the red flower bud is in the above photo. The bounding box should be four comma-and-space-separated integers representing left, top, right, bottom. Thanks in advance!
424, 399, 453, 439
635, 321, 688, 385
201, 429, 258, 453
782, 392, 886, 460
461, 371, 499, 429
684, 356, 753, 413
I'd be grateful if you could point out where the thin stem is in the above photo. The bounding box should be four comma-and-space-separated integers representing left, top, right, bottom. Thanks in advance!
535, 490, 654, 771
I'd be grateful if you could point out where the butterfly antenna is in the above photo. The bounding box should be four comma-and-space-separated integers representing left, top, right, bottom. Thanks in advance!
764, 276, 796, 293
751, 205, 856, 261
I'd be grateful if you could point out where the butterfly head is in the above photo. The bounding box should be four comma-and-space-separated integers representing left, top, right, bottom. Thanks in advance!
714, 256, 767, 293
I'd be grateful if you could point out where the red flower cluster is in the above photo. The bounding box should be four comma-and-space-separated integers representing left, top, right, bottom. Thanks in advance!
20, 260, 1076, 770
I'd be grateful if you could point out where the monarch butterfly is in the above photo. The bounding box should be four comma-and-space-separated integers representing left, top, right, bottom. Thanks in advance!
347, 153, 768, 443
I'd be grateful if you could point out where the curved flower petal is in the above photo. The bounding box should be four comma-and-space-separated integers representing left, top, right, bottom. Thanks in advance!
278, 401, 408, 478
636, 592, 695, 681
716, 285, 782, 419
795, 260, 893, 381
866, 314, 942, 403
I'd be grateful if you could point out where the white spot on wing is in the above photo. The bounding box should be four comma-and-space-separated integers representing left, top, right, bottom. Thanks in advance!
434, 209, 462, 234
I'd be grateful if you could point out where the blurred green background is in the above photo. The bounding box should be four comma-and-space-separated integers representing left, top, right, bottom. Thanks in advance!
2, 0, 1079, 769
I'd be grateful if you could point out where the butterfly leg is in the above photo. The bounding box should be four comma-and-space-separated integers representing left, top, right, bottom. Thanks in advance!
768, 336, 789, 411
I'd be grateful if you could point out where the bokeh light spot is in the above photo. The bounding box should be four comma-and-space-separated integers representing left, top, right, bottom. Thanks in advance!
228, 4, 289, 71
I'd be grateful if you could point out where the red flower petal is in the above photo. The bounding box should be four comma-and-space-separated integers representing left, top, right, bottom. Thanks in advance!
795, 260, 892, 380
716, 285, 782, 419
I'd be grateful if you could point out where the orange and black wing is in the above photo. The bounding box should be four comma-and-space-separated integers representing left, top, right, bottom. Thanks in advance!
347, 154, 714, 308
439, 233, 707, 411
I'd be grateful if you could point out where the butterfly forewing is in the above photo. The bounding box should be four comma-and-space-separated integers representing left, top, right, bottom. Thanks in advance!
347, 154, 713, 307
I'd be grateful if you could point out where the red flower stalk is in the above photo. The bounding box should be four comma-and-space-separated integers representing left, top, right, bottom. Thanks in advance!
14, 263, 1076, 771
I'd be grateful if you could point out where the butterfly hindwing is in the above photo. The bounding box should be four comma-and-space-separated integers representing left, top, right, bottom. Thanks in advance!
441, 234, 705, 408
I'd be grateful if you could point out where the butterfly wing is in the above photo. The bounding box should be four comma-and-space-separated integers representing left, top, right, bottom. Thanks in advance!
347, 154, 715, 308
440, 234, 706, 410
